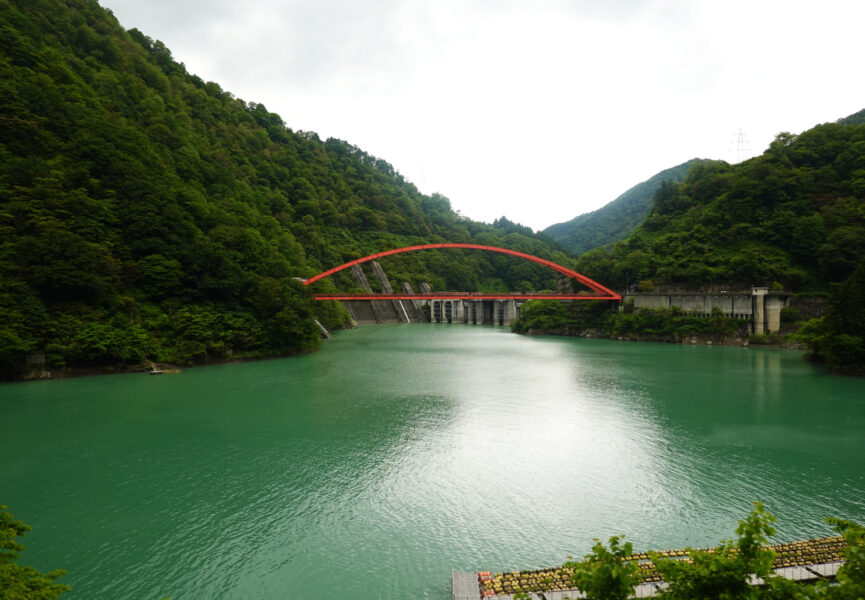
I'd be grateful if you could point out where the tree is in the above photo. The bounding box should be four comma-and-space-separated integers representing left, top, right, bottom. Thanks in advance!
0, 506, 69, 599
651, 502, 780, 600
566, 535, 641, 600
797, 258, 865, 374
816, 518, 865, 599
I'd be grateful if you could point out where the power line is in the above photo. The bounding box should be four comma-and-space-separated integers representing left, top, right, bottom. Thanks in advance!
729, 128, 751, 163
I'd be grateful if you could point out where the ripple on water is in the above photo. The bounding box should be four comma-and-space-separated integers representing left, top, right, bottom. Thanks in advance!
1, 326, 865, 599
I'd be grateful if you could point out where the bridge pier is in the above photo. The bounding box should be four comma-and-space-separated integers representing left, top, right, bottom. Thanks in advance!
429, 299, 522, 326
430, 299, 467, 323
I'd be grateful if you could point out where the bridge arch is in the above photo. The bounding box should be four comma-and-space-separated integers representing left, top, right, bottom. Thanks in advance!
303, 243, 621, 300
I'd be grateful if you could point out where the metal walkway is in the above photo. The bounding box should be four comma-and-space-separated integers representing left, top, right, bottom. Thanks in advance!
452, 571, 481, 600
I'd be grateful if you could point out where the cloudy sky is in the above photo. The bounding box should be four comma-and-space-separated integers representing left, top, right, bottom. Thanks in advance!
100, 0, 865, 231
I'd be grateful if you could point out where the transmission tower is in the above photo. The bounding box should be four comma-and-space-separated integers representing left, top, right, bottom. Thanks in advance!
729, 128, 751, 163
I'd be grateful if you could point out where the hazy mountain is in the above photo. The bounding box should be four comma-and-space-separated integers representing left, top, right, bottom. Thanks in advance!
543, 159, 707, 255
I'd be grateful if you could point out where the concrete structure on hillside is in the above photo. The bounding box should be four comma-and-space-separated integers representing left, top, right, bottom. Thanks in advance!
337, 264, 527, 326
627, 287, 789, 334
343, 263, 417, 324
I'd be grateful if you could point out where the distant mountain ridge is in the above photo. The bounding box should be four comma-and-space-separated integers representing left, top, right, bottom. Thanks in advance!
573, 109, 865, 293
838, 107, 865, 125
543, 159, 707, 255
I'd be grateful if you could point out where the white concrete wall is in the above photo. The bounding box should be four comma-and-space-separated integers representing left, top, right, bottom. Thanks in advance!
630, 289, 787, 334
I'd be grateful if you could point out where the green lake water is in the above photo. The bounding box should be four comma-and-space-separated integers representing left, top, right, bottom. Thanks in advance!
2, 324, 864, 598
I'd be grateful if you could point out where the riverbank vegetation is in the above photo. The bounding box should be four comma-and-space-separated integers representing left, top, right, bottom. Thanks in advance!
512, 300, 750, 344
0, 0, 569, 380
483, 504, 865, 599
793, 258, 865, 374
525, 109, 865, 368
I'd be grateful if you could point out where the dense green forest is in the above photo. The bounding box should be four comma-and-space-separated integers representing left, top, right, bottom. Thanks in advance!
574, 120, 865, 291
794, 258, 865, 374
543, 158, 706, 255
538, 112, 865, 373
513, 299, 750, 344
0, 0, 572, 379
2, 0, 863, 379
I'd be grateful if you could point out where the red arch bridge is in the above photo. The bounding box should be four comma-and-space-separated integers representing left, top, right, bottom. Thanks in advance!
303, 244, 619, 324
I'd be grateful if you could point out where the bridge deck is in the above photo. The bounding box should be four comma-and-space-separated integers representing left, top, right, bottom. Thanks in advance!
313, 293, 618, 301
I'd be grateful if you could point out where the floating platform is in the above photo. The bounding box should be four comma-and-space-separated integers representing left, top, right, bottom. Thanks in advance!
459, 562, 842, 599
458, 536, 846, 599
452, 571, 482, 600
148, 368, 180, 375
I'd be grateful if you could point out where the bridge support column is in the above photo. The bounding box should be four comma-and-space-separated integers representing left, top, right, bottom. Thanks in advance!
452, 300, 464, 323
467, 300, 477, 324
752, 287, 768, 334
502, 300, 518, 325
765, 293, 786, 334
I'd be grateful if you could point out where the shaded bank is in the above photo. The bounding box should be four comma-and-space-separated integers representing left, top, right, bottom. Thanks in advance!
512, 300, 752, 346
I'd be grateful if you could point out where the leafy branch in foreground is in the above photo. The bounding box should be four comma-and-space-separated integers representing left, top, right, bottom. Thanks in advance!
566, 535, 641, 600
650, 501, 778, 600
0, 505, 69, 599
820, 518, 865, 599
547, 504, 865, 600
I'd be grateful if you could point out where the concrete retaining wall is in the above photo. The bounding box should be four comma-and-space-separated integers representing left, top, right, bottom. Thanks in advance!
629, 288, 789, 334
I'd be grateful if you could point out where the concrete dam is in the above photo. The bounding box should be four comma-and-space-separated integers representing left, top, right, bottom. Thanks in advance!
337, 261, 523, 326
334, 262, 793, 334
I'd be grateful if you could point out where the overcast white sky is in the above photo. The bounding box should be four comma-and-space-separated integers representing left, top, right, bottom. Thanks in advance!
100, 0, 865, 231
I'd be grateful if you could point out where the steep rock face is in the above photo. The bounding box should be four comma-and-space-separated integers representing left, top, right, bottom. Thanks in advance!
544, 159, 706, 255
0, 0, 570, 378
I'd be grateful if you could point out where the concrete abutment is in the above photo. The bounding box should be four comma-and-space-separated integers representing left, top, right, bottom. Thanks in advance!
627, 287, 790, 334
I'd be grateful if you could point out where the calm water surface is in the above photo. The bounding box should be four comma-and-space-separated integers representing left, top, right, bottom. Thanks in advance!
2, 325, 864, 599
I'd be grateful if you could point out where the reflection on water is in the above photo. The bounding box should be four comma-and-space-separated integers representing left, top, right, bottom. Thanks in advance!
1, 325, 865, 599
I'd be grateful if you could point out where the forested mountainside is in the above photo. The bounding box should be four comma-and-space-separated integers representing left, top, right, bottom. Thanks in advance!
562, 112, 865, 374
574, 118, 865, 292
0, 0, 570, 379
543, 158, 706, 255
839, 108, 865, 126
